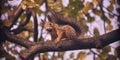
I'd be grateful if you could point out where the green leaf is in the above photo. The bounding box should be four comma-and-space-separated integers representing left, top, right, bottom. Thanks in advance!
114, 46, 120, 58
34, 8, 42, 16
0, 49, 15, 60
93, 9, 102, 17
63, 0, 84, 17
82, 2, 93, 14
93, 28, 99, 36
102, 46, 111, 53
106, 55, 117, 60
86, 14, 95, 23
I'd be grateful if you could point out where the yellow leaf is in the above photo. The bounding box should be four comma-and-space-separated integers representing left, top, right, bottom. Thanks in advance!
93, 0, 101, 6
48, 0, 63, 12
17, 31, 29, 38
107, 4, 114, 12
26, 21, 33, 29
21, 2, 27, 10
82, 2, 93, 14
109, 14, 114, 18
76, 52, 87, 60
21, 0, 39, 10
77, 12, 84, 19
106, 24, 113, 30
95, 57, 101, 60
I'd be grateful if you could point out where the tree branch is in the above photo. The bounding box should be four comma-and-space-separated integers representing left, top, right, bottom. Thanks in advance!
31, 9, 38, 42
11, 9, 32, 34
9, 5, 24, 28
20, 28, 120, 60
5, 32, 35, 48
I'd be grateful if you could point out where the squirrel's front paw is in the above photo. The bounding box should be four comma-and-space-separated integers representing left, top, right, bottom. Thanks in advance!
55, 39, 60, 44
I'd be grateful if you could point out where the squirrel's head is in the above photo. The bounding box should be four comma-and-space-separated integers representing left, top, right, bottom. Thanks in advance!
44, 21, 54, 32
41, 19, 55, 32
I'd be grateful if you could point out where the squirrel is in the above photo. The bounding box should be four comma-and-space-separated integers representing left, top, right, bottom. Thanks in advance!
41, 11, 85, 43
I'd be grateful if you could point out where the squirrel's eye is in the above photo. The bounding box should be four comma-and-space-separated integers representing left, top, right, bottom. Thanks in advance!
49, 23, 52, 26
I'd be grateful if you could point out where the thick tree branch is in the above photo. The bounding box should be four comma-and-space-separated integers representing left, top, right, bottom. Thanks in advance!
5, 32, 35, 48
21, 28, 120, 60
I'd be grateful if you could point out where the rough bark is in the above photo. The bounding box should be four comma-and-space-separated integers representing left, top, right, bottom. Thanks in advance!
5, 28, 120, 60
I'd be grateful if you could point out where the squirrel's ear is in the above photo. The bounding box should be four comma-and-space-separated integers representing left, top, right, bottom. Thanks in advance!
41, 19, 45, 23
47, 15, 52, 22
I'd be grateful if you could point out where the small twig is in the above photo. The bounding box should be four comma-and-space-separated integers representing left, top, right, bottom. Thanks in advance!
31, 9, 38, 42
99, 0, 106, 33
44, 0, 48, 20
103, 6, 119, 17
9, 5, 24, 28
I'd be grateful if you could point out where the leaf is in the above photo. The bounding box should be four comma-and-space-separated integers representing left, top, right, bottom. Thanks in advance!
108, 14, 114, 18
76, 52, 87, 60
34, 8, 42, 16
93, 28, 99, 36
106, 24, 113, 30
102, 46, 111, 53
20, 13, 26, 24
77, 12, 84, 19
86, 14, 95, 23
82, 2, 93, 14
17, 31, 29, 38
80, 19, 88, 32
100, 53, 108, 60
0, 49, 15, 60
114, 46, 120, 58
93, 0, 101, 6
103, 16, 111, 26
93, 9, 102, 17
95, 57, 101, 60
106, 55, 117, 60
107, 4, 114, 12
58, 52, 65, 58
48, 0, 63, 12
21, 0, 39, 10
26, 20, 33, 29
99, 46, 111, 60
52, 56, 58, 60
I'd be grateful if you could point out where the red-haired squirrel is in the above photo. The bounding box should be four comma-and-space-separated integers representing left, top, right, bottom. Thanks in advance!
41, 11, 85, 43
